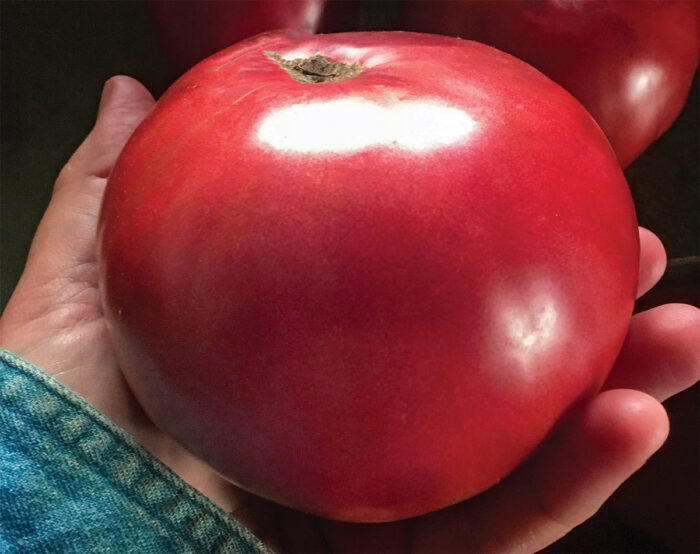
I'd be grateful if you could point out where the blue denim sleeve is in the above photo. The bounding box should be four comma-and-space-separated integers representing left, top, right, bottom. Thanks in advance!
0, 348, 272, 554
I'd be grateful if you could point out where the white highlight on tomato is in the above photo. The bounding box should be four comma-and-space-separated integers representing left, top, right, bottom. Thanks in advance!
492, 276, 562, 375
257, 98, 477, 153
505, 297, 558, 357
302, 1, 324, 29
627, 62, 663, 103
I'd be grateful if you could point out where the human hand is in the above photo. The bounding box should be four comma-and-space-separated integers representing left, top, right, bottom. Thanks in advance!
0, 76, 276, 540
1, 76, 698, 553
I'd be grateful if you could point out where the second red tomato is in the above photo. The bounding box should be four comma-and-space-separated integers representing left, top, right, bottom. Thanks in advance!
401, 0, 700, 167
148, 0, 357, 71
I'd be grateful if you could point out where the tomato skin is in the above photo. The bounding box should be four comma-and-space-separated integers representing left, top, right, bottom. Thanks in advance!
148, 0, 357, 71
98, 30, 639, 522
401, 0, 700, 168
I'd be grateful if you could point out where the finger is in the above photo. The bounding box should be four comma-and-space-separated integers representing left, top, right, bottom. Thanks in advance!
23, 76, 154, 274
54, 75, 156, 191
4, 77, 155, 326
603, 303, 700, 401
637, 227, 666, 298
413, 389, 669, 553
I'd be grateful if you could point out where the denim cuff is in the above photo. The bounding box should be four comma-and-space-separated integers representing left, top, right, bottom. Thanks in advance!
0, 348, 271, 553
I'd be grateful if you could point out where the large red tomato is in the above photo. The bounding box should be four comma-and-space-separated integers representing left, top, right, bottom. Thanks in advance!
98, 30, 639, 522
148, 0, 357, 71
401, 0, 700, 168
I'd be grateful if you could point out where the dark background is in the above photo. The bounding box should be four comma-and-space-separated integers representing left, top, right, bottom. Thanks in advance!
1, 2, 698, 552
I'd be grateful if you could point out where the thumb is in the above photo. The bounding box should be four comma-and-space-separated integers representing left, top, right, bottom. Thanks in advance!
55, 75, 156, 193
14, 77, 155, 300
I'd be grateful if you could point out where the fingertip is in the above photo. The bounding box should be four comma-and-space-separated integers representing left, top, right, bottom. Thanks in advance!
97, 75, 156, 118
409, 390, 671, 554
605, 303, 700, 400
637, 227, 667, 298
533, 389, 668, 533
582, 389, 669, 458
74, 75, 156, 180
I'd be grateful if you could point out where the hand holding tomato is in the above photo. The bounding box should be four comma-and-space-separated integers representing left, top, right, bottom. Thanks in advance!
1, 71, 698, 551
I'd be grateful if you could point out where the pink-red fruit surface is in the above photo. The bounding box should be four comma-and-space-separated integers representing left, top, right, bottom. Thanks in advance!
98, 31, 639, 522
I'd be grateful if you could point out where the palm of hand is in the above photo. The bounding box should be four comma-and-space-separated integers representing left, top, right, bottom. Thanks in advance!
1, 76, 698, 554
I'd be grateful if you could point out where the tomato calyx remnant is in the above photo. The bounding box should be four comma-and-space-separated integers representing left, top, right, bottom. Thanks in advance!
265, 51, 364, 84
